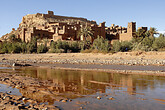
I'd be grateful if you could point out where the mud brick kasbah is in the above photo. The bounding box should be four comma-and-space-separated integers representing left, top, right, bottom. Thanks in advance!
1, 11, 148, 44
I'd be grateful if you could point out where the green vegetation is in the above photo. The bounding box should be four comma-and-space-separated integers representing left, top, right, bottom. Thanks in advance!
92, 36, 110, 52
112, 28, 165, 52
27, 37, 37, 53
112, 40, 132, 52
77, 26, 94, 41
37, 44, 48, 53
148, 27, 158, 38
0, 41, 22, 53
49, 40, 82, 53
152, 34, 165, 50
0, 28, 165, 54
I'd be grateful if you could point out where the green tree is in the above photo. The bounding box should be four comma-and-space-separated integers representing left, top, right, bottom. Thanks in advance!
112, 40, 132, 52
149, 27, 158, 37
120, 41, 132, 52
136, 29, 146, 38
152, 35, 165, 50
132, 37, 155, 51
141, 37, 155, 48
21, 42, 27, 53
27, 37, 37, 53
78, 26, 94, 41
69, 41, 81, 52
37, 44, 48, 53
12, 43, 22, 53
92, 36, 110, 52
77, 26, 94, 50
112, 41, 121, 52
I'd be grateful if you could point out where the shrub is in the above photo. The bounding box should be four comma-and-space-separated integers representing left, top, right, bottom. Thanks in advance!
2, 42, 12, 53
152, 36, 165, 50
120, 41, 132, 52
49, 40, 69, 53
27, 37, 37, 53
12, 43, 22, 53
69, 41, 81, 52
27, 42, 37, 53
50, 41, 57, 49
131, 37, 143, 44
92, 36, 110, 52
112, 41, 121, 52
112, 40, 132, 52
49, 40, 82, 53
0, 42, 23, 53
0, 42, 8, 53
131, 37, 155, 51
132, 43, 152, 51
21, 42, 27, 53
37, 44, 48, 53
141, 37, 155, 48
61, 41, 69, 52
80, 40, 92, 50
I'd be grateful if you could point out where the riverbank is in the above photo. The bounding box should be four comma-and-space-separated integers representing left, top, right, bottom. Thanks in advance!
0, 51, 165, 66
0, 71, 68, 110
0, 51, 165, 76
0, 50, 165, 109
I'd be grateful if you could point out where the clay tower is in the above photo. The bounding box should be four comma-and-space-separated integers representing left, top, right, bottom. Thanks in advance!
127, 22, 136, 33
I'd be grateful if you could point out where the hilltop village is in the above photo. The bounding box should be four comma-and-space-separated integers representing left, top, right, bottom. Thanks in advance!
1, 11, 147, 43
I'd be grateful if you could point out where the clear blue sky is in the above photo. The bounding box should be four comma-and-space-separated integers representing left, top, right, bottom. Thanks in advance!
0, 0, 165, 37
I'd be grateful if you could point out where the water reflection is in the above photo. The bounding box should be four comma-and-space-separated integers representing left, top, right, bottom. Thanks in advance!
15, 67, 165, 97
1, 67, 165, 109
0, 83, 22, 96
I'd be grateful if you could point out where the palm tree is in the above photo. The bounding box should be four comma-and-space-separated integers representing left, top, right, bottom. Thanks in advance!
135, 29, 145, 38
77, 26, 94, 50
149, 27, 158, 37
77, 26, 94, 41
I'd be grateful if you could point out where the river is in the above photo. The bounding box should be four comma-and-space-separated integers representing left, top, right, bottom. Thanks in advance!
0, 67, 165, 110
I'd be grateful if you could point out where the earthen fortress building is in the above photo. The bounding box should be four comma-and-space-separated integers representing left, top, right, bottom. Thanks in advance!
1, 11, 147, 43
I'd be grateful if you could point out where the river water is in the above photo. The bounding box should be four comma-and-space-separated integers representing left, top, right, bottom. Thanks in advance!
1, 67, 165, 110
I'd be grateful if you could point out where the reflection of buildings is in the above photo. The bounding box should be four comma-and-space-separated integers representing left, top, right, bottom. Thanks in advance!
120, 76, 136, 94
29, 68, 137, 95
19, 67, 158, 104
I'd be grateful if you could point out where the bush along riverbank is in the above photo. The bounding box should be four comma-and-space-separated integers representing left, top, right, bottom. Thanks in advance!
0, 28, 165, 54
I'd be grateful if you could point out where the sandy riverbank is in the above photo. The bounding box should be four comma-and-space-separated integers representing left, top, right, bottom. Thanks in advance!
0, 51, 165, 76
0, 51, 165, 66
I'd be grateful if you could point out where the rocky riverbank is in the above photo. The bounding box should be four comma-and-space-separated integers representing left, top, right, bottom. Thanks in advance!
0, 51, 165, 76
0, 51, 165, 66
0, 72, 74, 110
